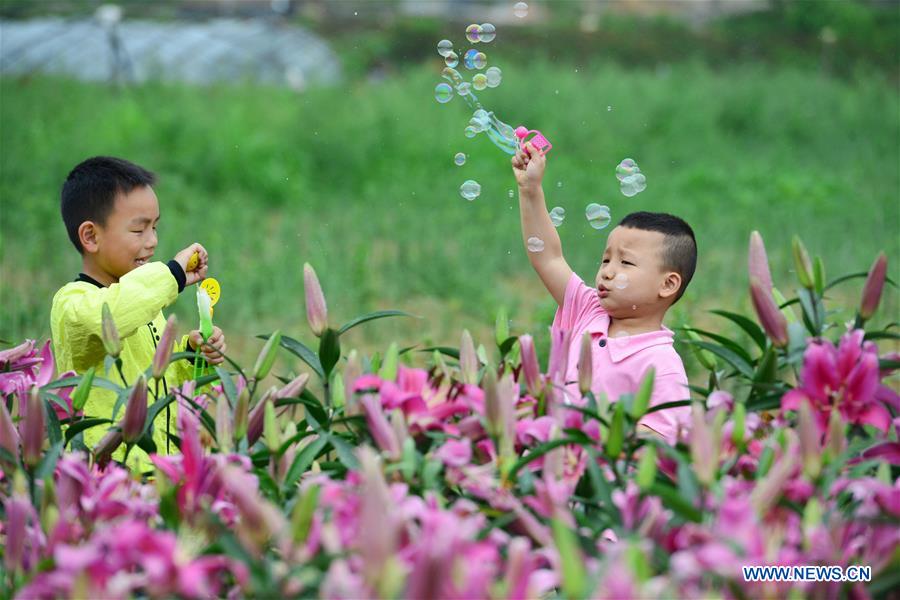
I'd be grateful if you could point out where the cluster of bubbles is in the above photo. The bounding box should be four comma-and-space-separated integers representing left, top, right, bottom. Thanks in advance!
465, 23, 497, 44
463, 49, 488, 70
549, 206, 566, 227
615, 158, 647, 197
526, 236, 545, 253
585, 204, 612, 230
460, 179, 481, 201
454, 152, 466, 166
513, 2, 529, 18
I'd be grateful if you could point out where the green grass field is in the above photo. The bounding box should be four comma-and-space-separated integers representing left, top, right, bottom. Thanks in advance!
1, 60, 898, 369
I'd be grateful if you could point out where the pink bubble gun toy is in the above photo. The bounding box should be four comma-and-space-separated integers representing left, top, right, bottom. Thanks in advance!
514, 126, 553, 155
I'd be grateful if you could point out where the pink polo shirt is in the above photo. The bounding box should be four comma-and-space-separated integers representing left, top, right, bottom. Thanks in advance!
553, 273, 690, 443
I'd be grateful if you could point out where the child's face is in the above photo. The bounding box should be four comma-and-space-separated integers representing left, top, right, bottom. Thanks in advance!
89, 185, 160, 281
593, 226, 681, 316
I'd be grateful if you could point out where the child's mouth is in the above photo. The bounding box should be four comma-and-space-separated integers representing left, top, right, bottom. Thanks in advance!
135, 256, 152, 266
598, 287, 610, 299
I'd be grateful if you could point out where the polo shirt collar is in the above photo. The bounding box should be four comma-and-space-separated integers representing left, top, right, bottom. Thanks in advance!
606, 326, 675, 363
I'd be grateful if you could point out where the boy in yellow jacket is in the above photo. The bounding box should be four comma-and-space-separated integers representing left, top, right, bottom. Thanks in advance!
50, 156, 226, 471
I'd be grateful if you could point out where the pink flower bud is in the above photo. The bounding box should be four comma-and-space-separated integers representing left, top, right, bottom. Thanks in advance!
860, 252, 887, 321
303, 263, 328, 337
0, 399, 20, 467
100, 302, 121, 358
748, 231, 773, 292
360, 394, 400, 459
22, 387, 44, 467
518, 335, 542, 395
94, 428, 123, 468
577, 332, 593, 396
792, 236, 815, 290
749, 277, 788, 348
152, 315, 178, 380
122, 375, 148, 444
276, 373, 310, 399
460, 330, 478, 385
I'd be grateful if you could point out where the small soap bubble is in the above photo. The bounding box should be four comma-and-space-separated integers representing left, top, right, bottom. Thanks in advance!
437, 39, 453, 57
444, 51, 459, 68
620, 173, 647, 197
549, 206, 566, 227
585, 203, 611, 230
479, 23, 496, 43
556, 181, 563, 188
454, 152, 466, 166
508, 189, 515, 198
485, 66, 502, 87
434, 83, 453, 104
460, 179, 481, 201
463, 49, 479, 70
613, 273, 629, 290
615, 158, 640, 182
457, 81, 472, 95
607, 106, 612, 112
466, 24, 481, 43
514, 1, 528, 18
473, 52, 487, 70
527, 236, 545, 253
464, 125, 478, 138
472, 73, 488, 90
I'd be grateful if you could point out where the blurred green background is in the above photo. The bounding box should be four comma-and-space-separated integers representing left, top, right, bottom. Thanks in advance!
1, 0, 898, 374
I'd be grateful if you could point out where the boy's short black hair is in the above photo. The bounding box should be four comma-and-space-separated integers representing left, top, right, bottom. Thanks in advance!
618, 211, 697, 304
61, 156, 156, 253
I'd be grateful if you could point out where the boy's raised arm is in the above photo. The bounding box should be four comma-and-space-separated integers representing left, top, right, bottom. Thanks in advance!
512, 143, 573, 306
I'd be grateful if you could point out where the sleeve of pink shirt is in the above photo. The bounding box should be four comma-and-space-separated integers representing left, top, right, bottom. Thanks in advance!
638, 368, 691, 444
552, 272, 606, 333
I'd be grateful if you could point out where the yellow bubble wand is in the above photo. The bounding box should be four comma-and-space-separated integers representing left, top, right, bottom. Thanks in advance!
189, 253, 221, 381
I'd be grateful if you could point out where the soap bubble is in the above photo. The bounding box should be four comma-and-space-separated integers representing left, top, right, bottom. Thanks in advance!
460, 179, 481, 201
463, 49, 479, 70
437, 39, 453, 57
613, 330, 630, 338
434, 83, 453, 104
556, 181, 563, 188
620, 173, 647, 197
585, 203, 611, 230
549, 206, 566, 227
473, 52, 487, 70
615, 158, 640, 181
613, 273, 629, 290
457, 81, 472, 95
466, 24, 481, 43
454, 152, 466, 166
472, 73, 488, 90
527, 236, 545, 253
514, 1, 528, 18
444, 51, 459, 68
508, 189, 515, 198
479, 23, 496, 43
607, 106, 612, 111
464, 126, 478, 138
485, 66, 502, 87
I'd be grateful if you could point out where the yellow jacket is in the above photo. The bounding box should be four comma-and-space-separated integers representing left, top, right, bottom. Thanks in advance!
50, 261, 196, 472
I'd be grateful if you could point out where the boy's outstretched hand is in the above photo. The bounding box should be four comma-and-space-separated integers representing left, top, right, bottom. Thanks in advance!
174, 243, 209, 286
188, 326, 226, 365
511, 142, 546, 190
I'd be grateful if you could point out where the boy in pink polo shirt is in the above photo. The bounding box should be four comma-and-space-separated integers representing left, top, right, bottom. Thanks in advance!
511, 144, 695, 442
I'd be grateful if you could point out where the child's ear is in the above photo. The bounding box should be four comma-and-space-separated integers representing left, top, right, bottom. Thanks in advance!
78, 221, 100, 253
659, 271, 682, 300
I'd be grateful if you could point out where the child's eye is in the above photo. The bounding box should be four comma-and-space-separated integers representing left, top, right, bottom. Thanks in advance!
622, 260, 634, 266
602, 259, 610, 264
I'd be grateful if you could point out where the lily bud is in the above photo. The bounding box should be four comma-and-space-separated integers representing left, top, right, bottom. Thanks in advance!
93, 428, 123, 468
253, 330, 281, 381
797, 399, 821, 479
216, 397, 233, 454
731, 401, 746, 448
233, 387, 250, 443
577, 332, 593, 397
343, 350, 362, 415
636, 445, 657, 491
100, 302, 121, 358
518, 335, 542, 395
23, 387, 44, 468
686, 329, 717, 371
291, 483, 320, 543
859, 252, 887, 321
379, 342, 399, 381
748, 231, 774, 292
303, 263, 328, 337
792, 236, 815, 290
122, 375, 148, 444
263, 399, 281, 453
750, 277, 789, 348
276, 373, 310, 399
360, 394, 401, 459
690, 402, 716, 486
0, 399, 20, 468
460, 330, 478, 385
631, 367, 654, 420
813, 256, 826, 295
605, 402, 625, 459
4, 472, 29, 573
151, 315, 178, 380
495, 307, 510, 347
247, 391, 274, 446
825, 408, 846, 460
